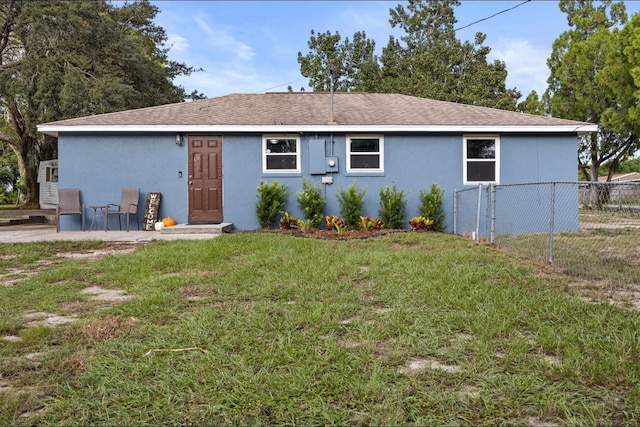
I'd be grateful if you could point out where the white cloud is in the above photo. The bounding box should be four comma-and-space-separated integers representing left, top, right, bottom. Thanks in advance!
342, 5, 391, 32
165, 34, 189, 53
490, 37, 551, 97
174, 66, 301, 97
194, 15, 255, 61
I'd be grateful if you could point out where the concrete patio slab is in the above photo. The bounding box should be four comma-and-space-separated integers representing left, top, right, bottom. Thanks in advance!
0, 224, 224, 243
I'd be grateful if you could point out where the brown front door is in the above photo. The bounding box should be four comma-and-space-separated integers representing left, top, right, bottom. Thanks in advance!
188, 135, 223, 223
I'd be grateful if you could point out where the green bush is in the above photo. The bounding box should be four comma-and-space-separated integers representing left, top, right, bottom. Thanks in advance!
336, 182, 366, 229
378, 182, 407, 229
255, 180, 289, 229
418, 183, 445, 232
297, 178, 326, 228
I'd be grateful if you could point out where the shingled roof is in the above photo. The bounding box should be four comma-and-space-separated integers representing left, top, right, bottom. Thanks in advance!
38, 92, 596, 136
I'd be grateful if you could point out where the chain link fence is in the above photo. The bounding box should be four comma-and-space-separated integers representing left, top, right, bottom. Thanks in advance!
453, 185, 483, 239
455, 182, 640, 288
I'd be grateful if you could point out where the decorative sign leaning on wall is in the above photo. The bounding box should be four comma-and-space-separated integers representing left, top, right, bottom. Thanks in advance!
143, 192, 162, 231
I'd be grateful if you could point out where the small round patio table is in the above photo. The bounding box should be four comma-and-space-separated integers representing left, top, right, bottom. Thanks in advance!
88, 205, 109, 231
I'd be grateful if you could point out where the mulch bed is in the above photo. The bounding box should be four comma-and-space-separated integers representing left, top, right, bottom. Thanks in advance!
256, 228, 411, 240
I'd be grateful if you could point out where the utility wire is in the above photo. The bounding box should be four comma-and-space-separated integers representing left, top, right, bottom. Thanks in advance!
455, 0, 532, 32
257, 77, 308, 94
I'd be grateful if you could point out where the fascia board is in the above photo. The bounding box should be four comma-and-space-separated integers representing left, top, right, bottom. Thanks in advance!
37, 124, 599, 137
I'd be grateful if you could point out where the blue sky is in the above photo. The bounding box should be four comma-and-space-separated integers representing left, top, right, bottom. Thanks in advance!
153, 1, 640, 101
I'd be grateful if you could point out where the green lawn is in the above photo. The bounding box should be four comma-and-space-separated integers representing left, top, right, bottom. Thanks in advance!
1, 233, 639, 425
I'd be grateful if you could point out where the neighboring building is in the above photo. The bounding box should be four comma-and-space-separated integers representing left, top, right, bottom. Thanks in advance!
37, 159, 59, 209
597, 172, 640, 182
37, 92, 597, 232
580, 172, 640, 207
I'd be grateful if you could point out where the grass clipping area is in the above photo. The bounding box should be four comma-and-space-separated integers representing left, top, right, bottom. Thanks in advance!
1, 233, 639, 426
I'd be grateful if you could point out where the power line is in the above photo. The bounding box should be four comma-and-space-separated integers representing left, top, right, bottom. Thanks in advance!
455, 0, 532, 32
257, 77, 308, 94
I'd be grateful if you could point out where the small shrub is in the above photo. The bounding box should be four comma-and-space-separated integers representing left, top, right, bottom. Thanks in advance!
409, 216, 434, 231
379, 182, 407, 229
297, 219, 314, 233
279, 212, 300, 229
359, 216, 384, 231
297, 178, 326, 228
256, 180, 289, 229
325, 215, 346, 231
337, 182, 366, 229
418, 183, 445, 232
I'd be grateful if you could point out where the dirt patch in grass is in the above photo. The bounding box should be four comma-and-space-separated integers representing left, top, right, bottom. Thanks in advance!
525, 416, 563, 427
80, 286, 133, 302
59, 300, 104, 314
1, 242, 146, 288
179, 285, 218, 300
0, 268, 39, 286
56, 242, 142, 259
457, 385, 480, 400
542, 354, 562, 367
568, 279, 640, 311
23, 311, 78, 327
81, 315, 138, 341
512, 253, 640, 312
399, 358, 463, 374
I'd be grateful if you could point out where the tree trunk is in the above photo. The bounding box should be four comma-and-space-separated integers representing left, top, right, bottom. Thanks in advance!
5, 98, 41, 205
8, 134, 38, 204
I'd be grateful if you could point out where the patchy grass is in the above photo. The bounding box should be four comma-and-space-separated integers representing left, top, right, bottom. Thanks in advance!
0, 233, 639, 425
496, 227, 640, 288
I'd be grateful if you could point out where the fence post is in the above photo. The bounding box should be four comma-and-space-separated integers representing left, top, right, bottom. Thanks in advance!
453, 189, 458, 235
475, 184, 482, 241
548, 182, 556, 264
489, 184, 496, 244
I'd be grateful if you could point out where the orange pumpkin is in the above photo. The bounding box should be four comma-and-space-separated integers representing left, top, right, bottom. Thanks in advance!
162, 217, 176, 227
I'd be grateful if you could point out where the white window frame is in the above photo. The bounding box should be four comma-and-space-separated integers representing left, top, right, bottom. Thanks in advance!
346, 134, 384, 173
463, 135, 500, 185
262, 134, 300, 174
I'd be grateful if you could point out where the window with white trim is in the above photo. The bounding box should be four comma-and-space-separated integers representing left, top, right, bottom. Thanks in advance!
463, 135, 499, 184
346, 135, 384, 173
263, 135, 300, 173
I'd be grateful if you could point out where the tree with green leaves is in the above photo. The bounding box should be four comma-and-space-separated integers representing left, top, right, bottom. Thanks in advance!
597, 12, 640, 178
297, 30, 381, 92
297, 0, 520, 110
381, 0, 520, 109
0, 129, 18, 204
0, 0, 202, 204
516, 90, 546, 115
599, 157, 640, 176
545, 0, 635, 181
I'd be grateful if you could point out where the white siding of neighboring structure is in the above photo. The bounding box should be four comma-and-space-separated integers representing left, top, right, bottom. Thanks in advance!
38, 160, 59, 209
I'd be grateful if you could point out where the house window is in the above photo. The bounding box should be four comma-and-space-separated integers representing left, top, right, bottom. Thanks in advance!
464, 135, 499, 184
347, 135, 384, 173
263, 135, 300, 173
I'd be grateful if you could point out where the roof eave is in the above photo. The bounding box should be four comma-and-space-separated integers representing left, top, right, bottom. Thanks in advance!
37, 124, 599, 138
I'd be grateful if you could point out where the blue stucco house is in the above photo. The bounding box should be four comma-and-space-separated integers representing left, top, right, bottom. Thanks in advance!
37, 92, 597, 232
